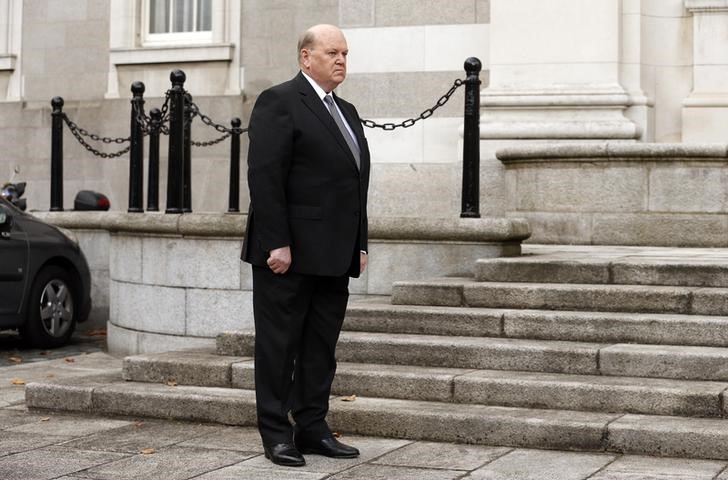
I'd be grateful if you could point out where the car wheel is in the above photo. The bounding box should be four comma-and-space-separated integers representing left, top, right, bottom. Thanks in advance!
20, 265, 77, 348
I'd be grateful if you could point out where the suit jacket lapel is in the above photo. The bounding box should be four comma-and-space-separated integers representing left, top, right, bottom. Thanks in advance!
296, 73, 360, 172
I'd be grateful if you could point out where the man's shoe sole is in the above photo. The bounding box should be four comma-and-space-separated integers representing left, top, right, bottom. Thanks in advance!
298, 447, 359, 459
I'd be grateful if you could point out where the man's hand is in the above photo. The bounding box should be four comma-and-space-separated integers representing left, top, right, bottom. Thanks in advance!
360, 252, 368, 274
267, 246, 291, 274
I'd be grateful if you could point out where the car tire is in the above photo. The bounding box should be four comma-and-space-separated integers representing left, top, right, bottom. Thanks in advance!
20, 265, 77, 348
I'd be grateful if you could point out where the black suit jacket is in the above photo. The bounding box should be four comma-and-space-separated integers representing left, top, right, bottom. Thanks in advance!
241, 72, 370, 278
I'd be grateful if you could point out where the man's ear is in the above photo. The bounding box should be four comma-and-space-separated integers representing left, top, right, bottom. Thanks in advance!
300, 49, 310, 69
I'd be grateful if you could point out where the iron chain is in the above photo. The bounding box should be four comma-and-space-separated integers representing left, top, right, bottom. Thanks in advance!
361, 78, 464, 130
191, 132, 231, 147
62, 114, 131, 158
62, 116, 129, 144
187, 100, 248, 135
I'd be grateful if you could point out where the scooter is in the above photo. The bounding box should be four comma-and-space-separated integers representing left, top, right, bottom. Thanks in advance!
0, 182, 26, 211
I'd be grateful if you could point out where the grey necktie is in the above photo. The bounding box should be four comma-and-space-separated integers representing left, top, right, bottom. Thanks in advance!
323, 95, 360, 169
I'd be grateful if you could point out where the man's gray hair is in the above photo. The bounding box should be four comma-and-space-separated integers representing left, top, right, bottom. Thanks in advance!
297, 29, 316, 63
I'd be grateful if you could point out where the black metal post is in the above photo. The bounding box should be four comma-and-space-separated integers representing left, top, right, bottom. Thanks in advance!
182, 93, 192, 213
228, 117, 241, 213
128, 81, 145, 213
50, 96, 64, 211
461, 57, 482, 218
166, 70, 186, 213
147, 107, 162, 212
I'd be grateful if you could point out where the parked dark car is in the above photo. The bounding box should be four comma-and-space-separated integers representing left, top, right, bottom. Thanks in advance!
0, 197, 91, 347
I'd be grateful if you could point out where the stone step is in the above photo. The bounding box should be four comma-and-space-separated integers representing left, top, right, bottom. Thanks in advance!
391, 279, 728, 316
344, 301, 728, 347
25, 374, 728, 460
122, 350, 728, 417
475, 256, 728, 287
217, 331, 728, 381
218, 330, 603, 375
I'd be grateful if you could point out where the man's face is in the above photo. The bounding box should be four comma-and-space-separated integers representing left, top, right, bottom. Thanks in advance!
301, 28, 348, 92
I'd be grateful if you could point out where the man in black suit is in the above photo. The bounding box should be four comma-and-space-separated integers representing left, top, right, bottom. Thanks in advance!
241, 24, 370, 467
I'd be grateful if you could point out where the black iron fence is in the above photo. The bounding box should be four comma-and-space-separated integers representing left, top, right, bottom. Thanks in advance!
49, 57, 481, 218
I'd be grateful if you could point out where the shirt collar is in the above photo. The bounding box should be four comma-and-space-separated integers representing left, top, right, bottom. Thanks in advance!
301, 71, 332, 101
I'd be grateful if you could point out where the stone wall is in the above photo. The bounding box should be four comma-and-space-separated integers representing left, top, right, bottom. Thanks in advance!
1, 0, 490, 223
38, 211, 529, 355
499, 143, 728, 246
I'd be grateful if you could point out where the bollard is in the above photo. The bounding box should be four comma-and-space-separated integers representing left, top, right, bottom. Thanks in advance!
460, 57, 482, 218
166, 70, 186, 214
228, 117, 242, 213
147, 108, 162, 212
128, 81, 145, 213
50, 96, 64, 211
183, 92, 192, 213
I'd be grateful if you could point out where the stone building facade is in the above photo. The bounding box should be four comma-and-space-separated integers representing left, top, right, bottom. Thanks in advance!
0, 0, 726, 222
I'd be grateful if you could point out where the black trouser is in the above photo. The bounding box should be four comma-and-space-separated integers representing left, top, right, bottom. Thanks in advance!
251, 265, 349, 446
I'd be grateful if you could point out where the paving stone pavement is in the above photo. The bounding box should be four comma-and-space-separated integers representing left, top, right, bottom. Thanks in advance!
0, 345, 727, 479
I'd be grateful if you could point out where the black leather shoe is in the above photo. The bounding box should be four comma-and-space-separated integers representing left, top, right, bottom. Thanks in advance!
263, 443, 306, 467
295, 435, 360, 458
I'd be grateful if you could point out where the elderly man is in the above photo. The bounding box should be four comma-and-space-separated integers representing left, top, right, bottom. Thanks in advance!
241, 24, 370, 467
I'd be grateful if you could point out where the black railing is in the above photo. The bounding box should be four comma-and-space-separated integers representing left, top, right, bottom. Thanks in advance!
48, 58, 482, 217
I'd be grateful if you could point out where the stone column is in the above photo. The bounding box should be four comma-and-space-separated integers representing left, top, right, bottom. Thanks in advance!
682, 0, 728, 142
480, 0, 638, 215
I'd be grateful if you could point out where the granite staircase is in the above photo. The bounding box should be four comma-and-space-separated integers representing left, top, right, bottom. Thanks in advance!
26, 247, 728, 459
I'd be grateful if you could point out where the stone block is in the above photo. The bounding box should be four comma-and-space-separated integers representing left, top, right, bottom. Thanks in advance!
339, 0, 375, 27
92, 383, 258, 425
336, 332, 600, 374
692, 287, 728, 315
110, 282, 186, 334
332, 363, 463, 402
374, 441, 510, 471
141, 237, 241, 289
186, 289, 254, 337
453, 370, 726, 417
82, 446, 248, 480
467, 449, 613, 480
507, 211, 593, 245
136, 331, 215, 355
25, 382, 94, 412
476, 0, 491, 23
513, 164, 647, 213
607, 414, 728, 459
475, 258, 610, 283
374, 0, 477, 26
343, 303, 503, 337
216, 332, 254, 357
62, 420, 224, 454
76, 230, 110, 269
0, 446, 128, 480
368, 243, 509, 296
612, 260, 728, 287
600, 344, 728, 381
649, 166, 727, 213
590, 455, 725, 480
329, 464, 461, 480
106, 320, 139, 355
230, 360, 255, 389
463, 283, 692, 314
592, 213, 728, 247
109, 235, 142, 282
425, 24, 490, 72
504, 310, 728, 347
123, 351, 249, 387
391, 279, 466, 306
327, 396, 615, 450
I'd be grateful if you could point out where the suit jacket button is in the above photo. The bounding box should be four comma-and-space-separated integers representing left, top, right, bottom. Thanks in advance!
353, 211, 360, 217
